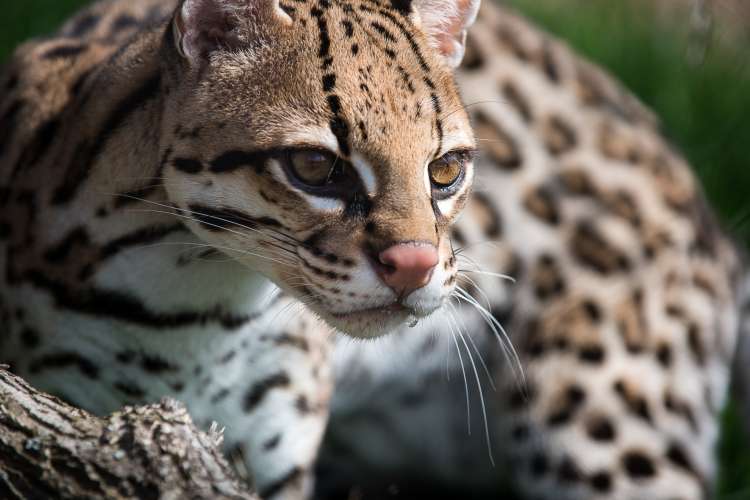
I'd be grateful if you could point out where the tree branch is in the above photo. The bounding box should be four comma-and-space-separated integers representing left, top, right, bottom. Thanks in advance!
0, 366, 258, 499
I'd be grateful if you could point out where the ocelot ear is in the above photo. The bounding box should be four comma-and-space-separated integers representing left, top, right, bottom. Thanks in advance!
172, 0, 292, 63
411, 0, 480, 68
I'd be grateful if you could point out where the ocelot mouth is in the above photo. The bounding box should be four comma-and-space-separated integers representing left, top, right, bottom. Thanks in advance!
322, 302, 420, 337
331, 303, 409, 320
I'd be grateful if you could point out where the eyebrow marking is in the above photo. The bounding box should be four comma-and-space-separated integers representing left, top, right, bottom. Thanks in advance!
351, 153, 377, 195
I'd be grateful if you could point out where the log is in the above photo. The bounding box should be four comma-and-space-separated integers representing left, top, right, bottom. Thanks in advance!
0, 366, 258, 499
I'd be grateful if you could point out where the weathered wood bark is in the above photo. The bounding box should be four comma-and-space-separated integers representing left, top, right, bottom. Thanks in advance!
0, 367, 258, 499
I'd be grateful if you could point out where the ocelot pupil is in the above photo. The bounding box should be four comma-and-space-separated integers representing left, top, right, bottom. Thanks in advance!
429, 156, 462, 187
290, 150, 336, 186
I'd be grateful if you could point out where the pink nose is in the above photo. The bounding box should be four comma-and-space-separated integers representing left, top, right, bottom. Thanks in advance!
376, 243, 439, 296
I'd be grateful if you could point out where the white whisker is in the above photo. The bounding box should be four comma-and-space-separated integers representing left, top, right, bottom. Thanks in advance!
447, 303, 497, 392
455, 320, 495, 466
453, 287, 526, 393
117, 194, 299, 247
458, 269, 516, 283
446, 311, 472, 436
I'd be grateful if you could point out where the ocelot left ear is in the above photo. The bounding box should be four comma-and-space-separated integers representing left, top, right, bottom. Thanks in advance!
411, 0, 480, 68
172, 0, 292, 64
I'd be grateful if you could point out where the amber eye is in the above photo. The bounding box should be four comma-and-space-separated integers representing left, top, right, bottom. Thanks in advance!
428, 152, 466, 190
289, 149, 337, 187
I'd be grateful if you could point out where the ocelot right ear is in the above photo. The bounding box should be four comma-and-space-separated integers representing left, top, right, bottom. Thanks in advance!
172, 0, 292, 64
411, 0, 481, 69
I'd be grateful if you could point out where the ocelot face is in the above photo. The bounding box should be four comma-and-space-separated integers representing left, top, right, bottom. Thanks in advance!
162, 0, 478, 337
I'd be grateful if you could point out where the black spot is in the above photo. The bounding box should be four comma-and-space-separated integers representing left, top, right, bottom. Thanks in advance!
114, 381, 146, 398
116, 350, 136, 364
29, 352, 99, 379
111, 14, 139, 32
172, 158, 203, 174
578, 344, 605, 364
141, 355, 178, 374
220, 350, 236, 364
390, 0, 412, 15
589, 471, 612, 493
687, 323, 706, 365
568, 385, 585, 404
296, 395, 311, 414
322, 73, 336, 92
614, 380, 653, 424
275, 333, 310, 351
571, 221, 631, 274
210, 150, 265, 173
187, 204, 257, 231
341, 20, 354, 37
311, 7, 330, 59
587, 416, 616, 442
21, 328, 41, 349
582, 300, 602, 322
502, 81, 533, 122
558, 457, 582, 483
329, 117, 351, 157
377, 8, 431, 72
98, 224, 185, 263
42, 44, 87, 60
656, 342, 672, 368
622, 451, 656, 479
327, 95, 344, 115
523, 185, 560, 225
244, 372, 291, 412
663, 391, 699, 433
666, 442, 695, 475
371, 21, 397, 43
211, 388, 230, 404
263, 434, 282, 451
547, 385, 586, 427
44, 227, 89, 263
12, 118, 61, 178
69, 13, 100, 37
473, 111, 523, 170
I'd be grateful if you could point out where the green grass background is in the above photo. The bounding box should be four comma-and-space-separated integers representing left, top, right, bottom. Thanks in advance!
2, 0, 749, 497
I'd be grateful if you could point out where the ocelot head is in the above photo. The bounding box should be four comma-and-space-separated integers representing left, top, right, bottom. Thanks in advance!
161, 0, 479, 337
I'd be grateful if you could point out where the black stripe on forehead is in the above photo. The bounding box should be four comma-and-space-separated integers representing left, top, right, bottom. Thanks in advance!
311, 2, 352, 156
360, 0, 446, 151
389, 0, 412, 15
311, 0, 446, 153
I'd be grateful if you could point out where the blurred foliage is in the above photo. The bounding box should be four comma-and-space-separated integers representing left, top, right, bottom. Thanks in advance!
2, 0, 749, 498
0, 1, 89, 61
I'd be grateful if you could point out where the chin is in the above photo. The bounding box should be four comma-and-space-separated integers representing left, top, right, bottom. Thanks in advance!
321, 306, 415, 339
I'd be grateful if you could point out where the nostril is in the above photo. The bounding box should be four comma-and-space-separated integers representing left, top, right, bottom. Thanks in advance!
371, 255, 397, 278
378, 253, 398, 272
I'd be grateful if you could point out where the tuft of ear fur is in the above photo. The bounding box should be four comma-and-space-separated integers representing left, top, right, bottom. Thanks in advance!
412, 0, 480, 68
173, 0, 291, 63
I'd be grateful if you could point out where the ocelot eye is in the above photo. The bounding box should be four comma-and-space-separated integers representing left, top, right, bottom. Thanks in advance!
428, 151, 468, 192
288, 149, 338, 187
